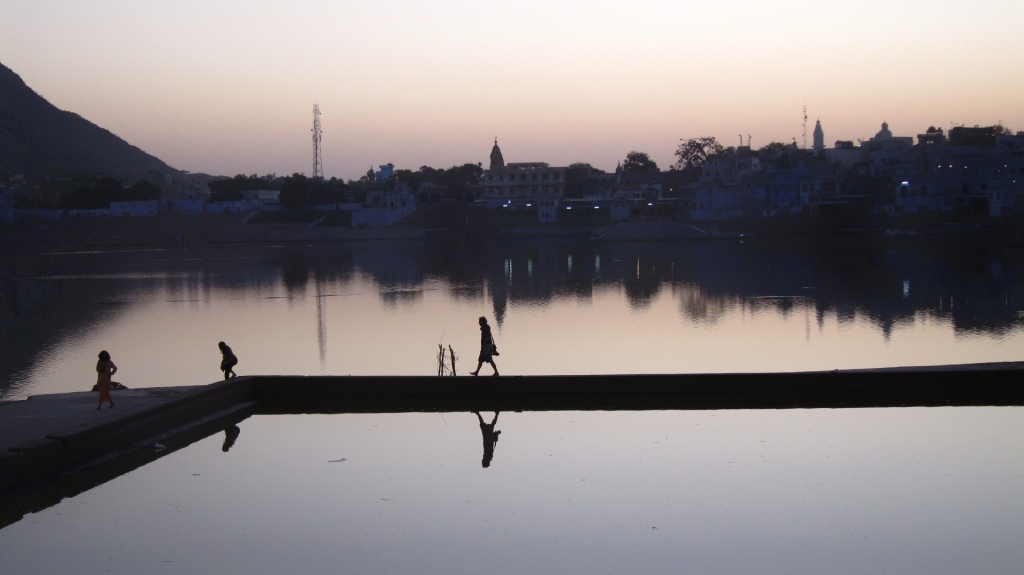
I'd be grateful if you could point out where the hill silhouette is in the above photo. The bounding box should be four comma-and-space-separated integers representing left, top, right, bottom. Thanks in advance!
0, 61, 176, 177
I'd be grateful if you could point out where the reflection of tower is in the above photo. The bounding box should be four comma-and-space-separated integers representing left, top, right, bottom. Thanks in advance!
813, 119, 824, 151
315, 277, 327, 368
312, 104, 323, 179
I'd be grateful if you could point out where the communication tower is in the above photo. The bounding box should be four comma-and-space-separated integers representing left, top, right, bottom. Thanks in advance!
312, 104, 323, 179
802, 104, 808, 149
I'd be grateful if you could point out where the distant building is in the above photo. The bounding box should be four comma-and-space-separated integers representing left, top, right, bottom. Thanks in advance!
376, 163, 395, 181
825, 140, 868, 170
949, 126, 998, 147
863, 121, 913, 150
537, 199, 559, 223
917, 127, 946, 146
813, 120, 825, 151
996, 132, 1024, 149
241, 189, 281, 206
481, 139, 566, 204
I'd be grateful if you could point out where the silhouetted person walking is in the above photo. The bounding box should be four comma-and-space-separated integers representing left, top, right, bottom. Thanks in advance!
96, 350, 117, 409
218, 341, 238, 379
474, 411, 501, 467
469, 316, 499, 376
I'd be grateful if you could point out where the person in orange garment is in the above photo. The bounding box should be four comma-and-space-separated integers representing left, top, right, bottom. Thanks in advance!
96, 350, 117, 410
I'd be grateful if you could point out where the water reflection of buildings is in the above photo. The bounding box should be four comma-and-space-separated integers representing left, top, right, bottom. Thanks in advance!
339, 240, 1024, 341
4, 240, 1024, 396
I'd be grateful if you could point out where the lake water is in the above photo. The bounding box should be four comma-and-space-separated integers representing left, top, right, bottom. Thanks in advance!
3, 238, 1024, 400
1, 407, 1022, 574
4, 239, 1024, 572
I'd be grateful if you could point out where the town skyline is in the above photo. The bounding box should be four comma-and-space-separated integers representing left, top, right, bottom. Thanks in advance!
2, 1, 1022, 180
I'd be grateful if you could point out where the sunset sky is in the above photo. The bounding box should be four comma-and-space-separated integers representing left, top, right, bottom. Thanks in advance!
2, 0, 1022, 179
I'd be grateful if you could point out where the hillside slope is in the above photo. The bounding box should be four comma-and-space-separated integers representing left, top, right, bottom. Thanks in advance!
0, 61, 176, 177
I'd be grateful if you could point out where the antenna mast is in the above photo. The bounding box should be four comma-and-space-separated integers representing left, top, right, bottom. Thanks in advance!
802, 104, 808, 150
312, 104, 323, 179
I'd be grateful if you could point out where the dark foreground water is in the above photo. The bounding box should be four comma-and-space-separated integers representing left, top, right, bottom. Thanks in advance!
3, 238, 1024, 399
1, 408, 1022, 574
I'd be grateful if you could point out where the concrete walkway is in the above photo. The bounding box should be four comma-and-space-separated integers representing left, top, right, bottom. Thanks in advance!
2, 366, 1022, 528
0, 387, 201, 453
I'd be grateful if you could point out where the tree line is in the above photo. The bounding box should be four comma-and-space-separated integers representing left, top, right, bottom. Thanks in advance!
207, 163, 487, 210
208, 173, 356, 209
618, 137, 814, 181
60, 176, 161, 209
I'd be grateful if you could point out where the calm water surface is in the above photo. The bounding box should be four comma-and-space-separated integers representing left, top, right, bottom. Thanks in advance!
4, 240, 1023, 572
3, 239, 1024, 399
1, 407, 1021, 574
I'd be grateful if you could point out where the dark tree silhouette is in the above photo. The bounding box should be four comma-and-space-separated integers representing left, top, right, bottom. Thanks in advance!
622, 151, 659, 173
672, 137, 724, 172
60, 176, 161, 209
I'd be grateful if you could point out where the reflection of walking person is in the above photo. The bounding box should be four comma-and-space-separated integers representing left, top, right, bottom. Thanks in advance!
222, 425, 241, 452
96, 350, 117, 410
218, 341, 238, 379
469, 316, 499, 376
474, 411, 501, 468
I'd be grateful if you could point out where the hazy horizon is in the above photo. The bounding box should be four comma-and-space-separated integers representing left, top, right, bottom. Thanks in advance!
2, 0, 1022, 179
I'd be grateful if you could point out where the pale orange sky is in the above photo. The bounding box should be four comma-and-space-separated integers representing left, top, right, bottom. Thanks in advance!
2, 0, 1022, 179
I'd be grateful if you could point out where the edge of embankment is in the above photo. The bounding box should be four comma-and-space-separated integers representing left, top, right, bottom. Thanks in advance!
3, 363, 1023, 526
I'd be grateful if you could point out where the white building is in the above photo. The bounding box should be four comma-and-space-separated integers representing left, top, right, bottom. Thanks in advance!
825, 141, 868, 169
813, 120, 825, 151
537, 199, 559, 223
863, 122, 914, 150
376, 163, 395, 181
241, 189, 281, 206
481, 140, 566, 205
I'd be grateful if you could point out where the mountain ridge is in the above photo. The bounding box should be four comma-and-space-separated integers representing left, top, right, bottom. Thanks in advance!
0, 61, 177, 177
